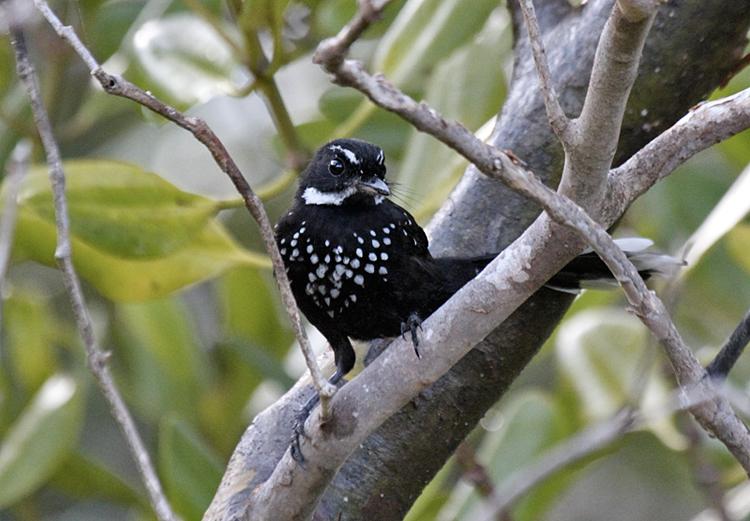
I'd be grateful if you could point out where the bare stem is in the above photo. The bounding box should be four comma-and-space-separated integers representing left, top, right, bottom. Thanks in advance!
7, 25, 178, 521
31, 0, 336, 415
517, 0, 571, 139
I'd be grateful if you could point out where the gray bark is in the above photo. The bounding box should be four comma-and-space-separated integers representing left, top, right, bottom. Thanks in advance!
314, 0, 750, 519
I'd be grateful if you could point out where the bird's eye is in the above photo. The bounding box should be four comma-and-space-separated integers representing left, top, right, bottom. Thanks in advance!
328, 159, 345, 176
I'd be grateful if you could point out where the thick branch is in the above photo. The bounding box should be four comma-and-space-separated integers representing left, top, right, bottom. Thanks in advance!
7, 26, 178, 521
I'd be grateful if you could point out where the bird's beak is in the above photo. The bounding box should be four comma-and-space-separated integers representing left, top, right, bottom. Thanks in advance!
356, 176, 390, 197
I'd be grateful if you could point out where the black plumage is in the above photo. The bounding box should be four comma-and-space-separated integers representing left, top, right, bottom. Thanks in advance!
275, 138, 680, 385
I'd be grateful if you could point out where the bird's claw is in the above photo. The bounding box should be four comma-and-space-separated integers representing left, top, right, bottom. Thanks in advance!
290, 391, 320, 464
401, 313, 423, 359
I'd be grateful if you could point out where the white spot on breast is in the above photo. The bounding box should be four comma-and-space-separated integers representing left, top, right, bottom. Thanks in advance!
357, 237, 364, 244
327, 310, 335, 318
330, 288, 340, 299
345, 269, 353, 278
369, 230, 376, 237
325, 240, 330, 247
335, 264, 346, 276
293, 232, 299, 239
324, 297, 331, 306
291, 239, 298, 247
316, 264, 328, 278
354, 275, 365, 286
280, 248, 287, 255
324, 255, 331, 264
351, 259, 360, 269
350, 294, 357, 303
380, 252, 388, 260
308, 273, 316, 282
291, 249, 300, 259
372, 240, 380, 248
379, 266, 388, 275
383, 237, 392, 245
318, 285, 327, 295
299, 227, 306, 234
306, 245, 314, 254
305, 284, 315, 295
390, 223, 396, 229
365, 264, 375, 273
368, 252, 377, 261
310, 254, 319, 264
280, 238, 286, 244
356, 248, 363, 257
382, 227, 390, 234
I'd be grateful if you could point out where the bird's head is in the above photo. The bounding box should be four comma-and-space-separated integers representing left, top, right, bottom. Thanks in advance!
298, 139, 390, 206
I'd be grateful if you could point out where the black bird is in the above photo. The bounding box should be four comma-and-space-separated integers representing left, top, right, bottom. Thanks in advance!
274, 138, 680, 386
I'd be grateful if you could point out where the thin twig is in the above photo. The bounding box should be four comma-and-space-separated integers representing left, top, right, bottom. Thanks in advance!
478, 409, 635, 520
517, 0, 570, 139
32, 0, 336, 414
682, 418, 732, 521
455, 443, 511, 521
480, 378, 742, 521
707, 308, 750, 378
7, 26, 178, 521
0, 138, 31, 335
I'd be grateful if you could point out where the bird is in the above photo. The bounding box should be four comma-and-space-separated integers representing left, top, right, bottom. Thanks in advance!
274, 138, 681, 389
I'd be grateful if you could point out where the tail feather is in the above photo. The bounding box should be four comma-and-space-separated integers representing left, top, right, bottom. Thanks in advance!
546, 237, 684, 293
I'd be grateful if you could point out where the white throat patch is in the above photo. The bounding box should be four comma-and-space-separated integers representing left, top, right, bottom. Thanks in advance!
302, 186, 357, 206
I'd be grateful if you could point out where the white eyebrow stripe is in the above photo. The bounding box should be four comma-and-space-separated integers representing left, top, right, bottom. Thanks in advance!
376, 149, 384, 165
302, 186, 356, 206
329, 145, 361, 165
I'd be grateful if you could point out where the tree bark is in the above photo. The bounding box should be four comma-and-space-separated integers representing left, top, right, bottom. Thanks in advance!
313, 1, 750, 519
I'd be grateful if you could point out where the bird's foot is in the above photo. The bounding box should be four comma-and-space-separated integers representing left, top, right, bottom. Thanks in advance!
401, 313, 423, 359
290, 370, 345, 464
290, 392, 319, 464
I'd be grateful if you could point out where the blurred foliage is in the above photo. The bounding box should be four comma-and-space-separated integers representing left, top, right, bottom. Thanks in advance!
0, 1, 748, 520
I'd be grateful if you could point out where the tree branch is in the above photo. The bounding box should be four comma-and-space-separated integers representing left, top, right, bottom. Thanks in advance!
517, 0, 571, 140
31, 0, 337, 414
707, 308, 750, 379
224, 0, 750, 516
7, 25, 178, 521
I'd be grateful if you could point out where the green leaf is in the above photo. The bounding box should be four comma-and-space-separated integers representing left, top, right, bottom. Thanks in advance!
159, 414, 223, 521
13, 160, 223, 260
433, 392, 571, 521
13, 207, 267, 302
49, 452, 148, 509
0, 374, 85, 508
220, 267, 293, 356
555, 309, 686, 450
727, 224, 750, 274
395, 11, 509, 213
130, 13, 245, 108
3, 291, 60, 394
115, 297, 211, 423
372, 0, 500, 91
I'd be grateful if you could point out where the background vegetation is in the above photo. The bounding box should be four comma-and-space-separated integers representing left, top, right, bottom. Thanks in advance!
0, 0, 749, 520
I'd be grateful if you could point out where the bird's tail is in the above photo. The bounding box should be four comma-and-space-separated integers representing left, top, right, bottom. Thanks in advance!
545, 237, 684, 294
444, 237, 683, 295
